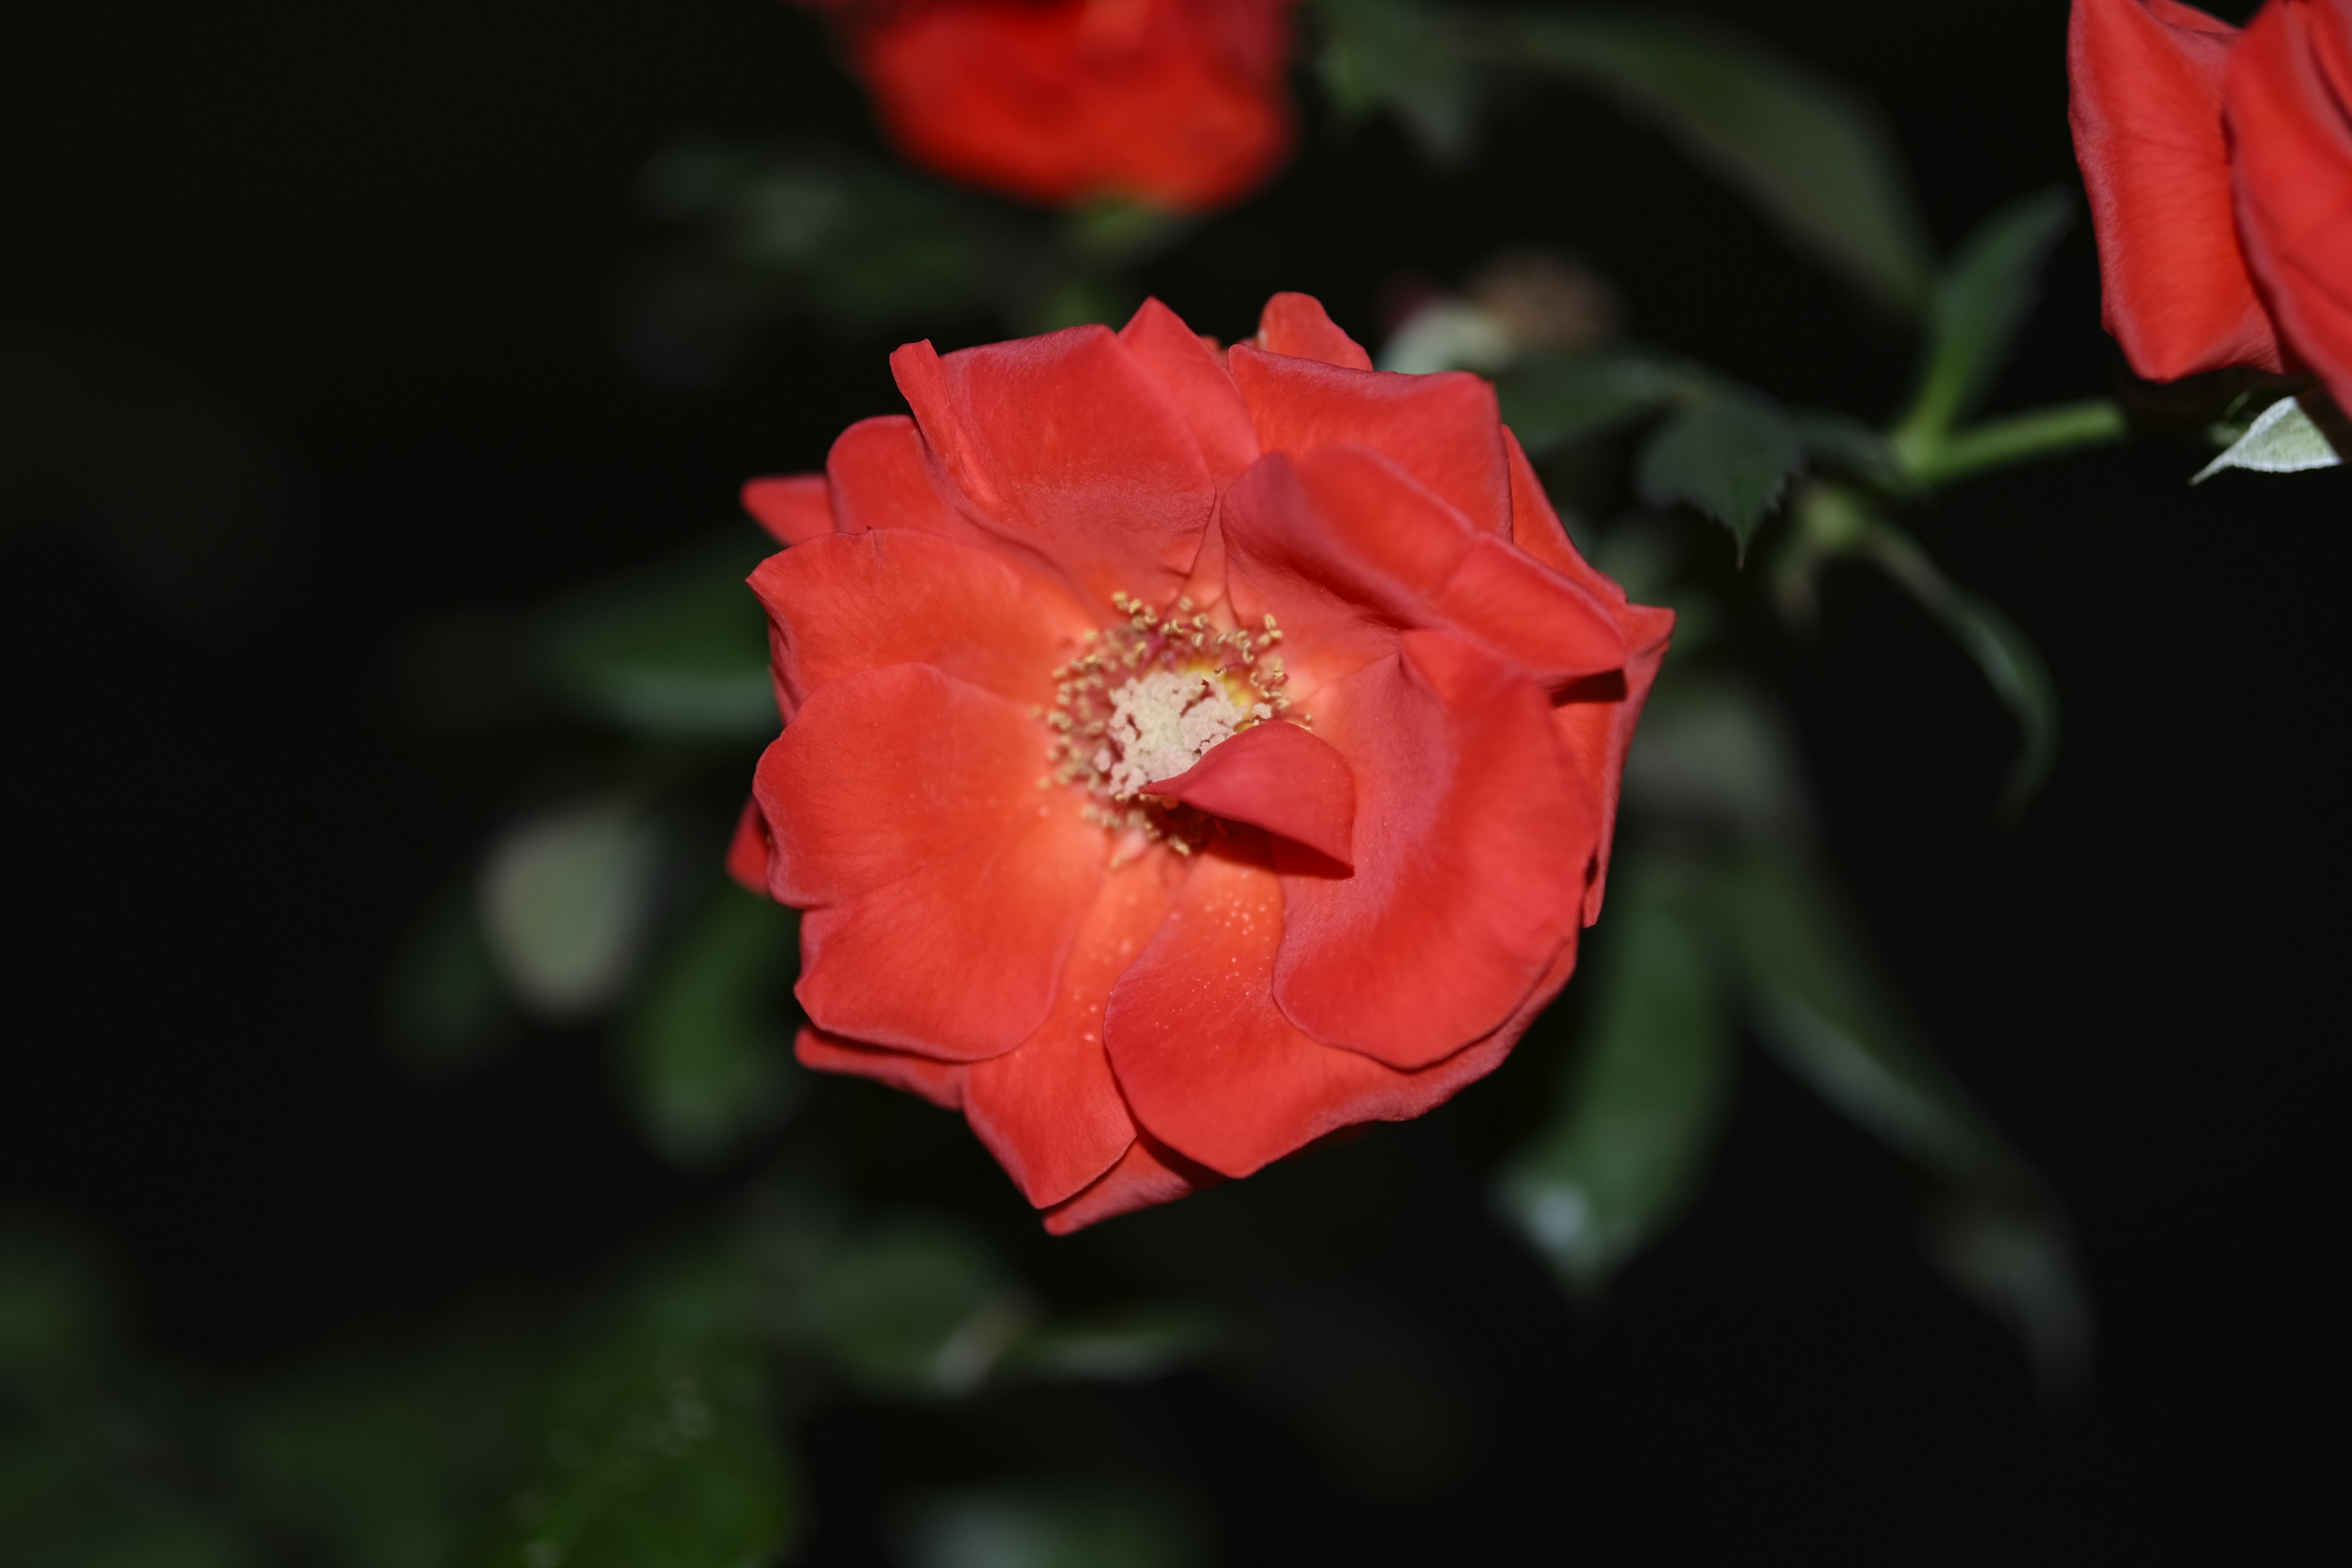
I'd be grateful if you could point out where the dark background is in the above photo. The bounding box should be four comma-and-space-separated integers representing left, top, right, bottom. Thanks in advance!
4, 0, 2345, 1561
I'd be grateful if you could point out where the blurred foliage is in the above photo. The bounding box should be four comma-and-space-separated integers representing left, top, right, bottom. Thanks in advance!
0, 1193, 1226, 1568
1319, 2, 1932, 313
622, 142, 1187, 388
619, 887, 805, 1167
32, 0, 2342, 1555
0, 328, 295, 630
889, 1487, 1212, 1568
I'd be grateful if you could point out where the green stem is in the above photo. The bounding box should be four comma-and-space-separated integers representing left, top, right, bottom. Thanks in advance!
1898, 399, 2127, 488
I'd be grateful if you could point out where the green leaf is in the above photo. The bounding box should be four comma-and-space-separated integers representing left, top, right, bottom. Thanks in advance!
1616, 674, 1810, 843
2193, 394, 2346, 482
785, 1222, 1030, 1398
628, 143, 1039, 383
539, 543, 777, 741
1715, 848, 2088, 1392
1493, 856, 1735, 1291
891, 1487, 1212, 1568
1636, 391, 1803, 557
1795, 409, 1915, 496
483, 1256, 797, 1568
1859, 523, 2060, 816
1314, 0, 1484, 164
1001, 1304, 1226, 1384
619, 887, 804, 1167
232, 1323, 544, 1568
0, 1223, 115, 1392
1494, 352, 1692, 452
1506, 12, 1932, 314
477, 797, 669, 1022
1896, 189, 2073, 445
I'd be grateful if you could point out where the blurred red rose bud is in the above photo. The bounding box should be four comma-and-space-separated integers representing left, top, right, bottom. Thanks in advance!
800, 0, 1299, 213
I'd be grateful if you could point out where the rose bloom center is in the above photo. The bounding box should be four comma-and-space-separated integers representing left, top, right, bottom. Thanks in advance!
1039, 591, 1298, 852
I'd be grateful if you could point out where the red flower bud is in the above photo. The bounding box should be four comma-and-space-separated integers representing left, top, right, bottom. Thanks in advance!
2068, 0, 2352, 406
801, 0, 1299, 213
734, 295, 1673, 1230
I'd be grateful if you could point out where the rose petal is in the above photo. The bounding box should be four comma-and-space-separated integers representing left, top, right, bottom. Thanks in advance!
796, 1024, 967, 1111
742, 474, 835, 546
1506, 430, 1674, 923
1220, 446, 1629, 694
824, 414, 989, 545
1271, 630, 1594, 1068
2226, 0, 2352, 409
2069, 0, 2285, 379
1253, 291, 1374, 370
758, 663, 1105, 1059
891, 326, 1216, 604
750, 529, 1090, 711
1105, 838, 1556, 1177
726, 796, 773, 894
1041, 1133, 1223, 1235
963, 854, 1183, 1207
1148, 719, 1355, 867
1120, 296, 1261, 483
1229, 344, 1512, 537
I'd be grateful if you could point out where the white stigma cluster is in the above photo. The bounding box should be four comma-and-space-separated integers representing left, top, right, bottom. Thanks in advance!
1095, 668, 1260, 799
1035, 590, 1303, 850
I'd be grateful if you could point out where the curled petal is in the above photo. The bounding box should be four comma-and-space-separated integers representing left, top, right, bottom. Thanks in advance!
1229, 345, 1512, 537
1147, 718, 1355, 868
1105, 840, 1555, 1177
963, 855, 1183, 1207
1253, 291, 1374, 370
2068, 0, 2285, 378
891, 327, 1216, 605
758, 664, 1105, 1059
2226, 0, 2352, 409
1272, 631, 1593, 1068
1042, 1133, 1223, 1235
1221, 446, 1629, 692
742, 474, 835, 546
1120, 297, 1261, 483
796, 1025, 966, 1111
750, 529, 1089, 710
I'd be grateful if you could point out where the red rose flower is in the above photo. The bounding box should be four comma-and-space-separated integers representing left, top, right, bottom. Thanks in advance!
2068, 0, 2352, 407
799, 0, 1297, 212
730, 293, 1672, 1232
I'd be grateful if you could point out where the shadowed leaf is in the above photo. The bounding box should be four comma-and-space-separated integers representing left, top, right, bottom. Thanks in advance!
482, 1254, 797, 1568
1507, 10, 1932, 313
1896, 189, 2073, 445
1496, 352, 1692, 453
1716, 848, 2089, 1395
620, 887, 804, 1167
540, 543, 777, 741
1637, 392, 1803, 557
785, 1223, 1030, 1398
1316, 0, 1484, 163
889, 1487, 1211, 1568
1494, 856, 1735, 1291
1860, 523, 2060, 816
